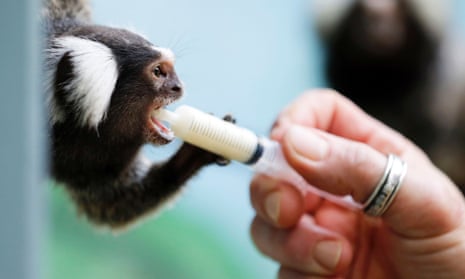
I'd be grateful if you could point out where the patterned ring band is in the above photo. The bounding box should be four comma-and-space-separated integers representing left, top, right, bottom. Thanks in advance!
363, 154, 408, 217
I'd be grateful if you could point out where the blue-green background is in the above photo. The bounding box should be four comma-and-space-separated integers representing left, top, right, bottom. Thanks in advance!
46, 1, 465, 279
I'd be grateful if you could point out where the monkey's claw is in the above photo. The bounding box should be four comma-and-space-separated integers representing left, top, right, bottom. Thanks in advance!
222, 114, 236, 124
215, 157, 231, 166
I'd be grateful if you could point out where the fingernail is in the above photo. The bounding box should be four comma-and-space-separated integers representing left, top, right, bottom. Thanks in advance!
264, 192, 280, 223
288, 126, 328, 161
313, 240, 342, 271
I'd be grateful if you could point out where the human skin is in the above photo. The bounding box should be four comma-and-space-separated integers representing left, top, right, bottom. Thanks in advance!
249, 90, 465, 278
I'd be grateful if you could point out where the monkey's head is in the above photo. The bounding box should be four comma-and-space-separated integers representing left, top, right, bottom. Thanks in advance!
316, 0, 444, 57
47, 26, 181, 147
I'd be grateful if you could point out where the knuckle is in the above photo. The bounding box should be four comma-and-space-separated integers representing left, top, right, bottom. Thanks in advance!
342, 141, 371, 170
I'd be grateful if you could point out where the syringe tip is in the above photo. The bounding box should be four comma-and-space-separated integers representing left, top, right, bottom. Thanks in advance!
152, 108, 178, 124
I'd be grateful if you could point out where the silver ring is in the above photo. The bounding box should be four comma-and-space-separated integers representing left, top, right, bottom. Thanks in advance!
363, 154, 407, 217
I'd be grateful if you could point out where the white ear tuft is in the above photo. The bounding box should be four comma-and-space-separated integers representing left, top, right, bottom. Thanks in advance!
311, 0, 355, 37
47, 36, 119, 128
153, 46, 175, 63
408, 0, 452, 37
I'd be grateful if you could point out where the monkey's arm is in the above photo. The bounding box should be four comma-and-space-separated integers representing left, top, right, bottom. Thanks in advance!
69, 143, 222, 229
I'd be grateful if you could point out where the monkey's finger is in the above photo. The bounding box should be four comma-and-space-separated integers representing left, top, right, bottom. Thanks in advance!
222, 114, 236, 124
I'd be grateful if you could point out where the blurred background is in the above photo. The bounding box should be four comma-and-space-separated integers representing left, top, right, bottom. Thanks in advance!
2, 0, 465, 278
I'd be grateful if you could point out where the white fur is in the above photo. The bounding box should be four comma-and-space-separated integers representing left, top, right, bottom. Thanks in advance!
153, 46, 175, 63
47, 36, 119, 128
311, 0, 355, 36
311, 0, 452, 38
409, 0, 452, 36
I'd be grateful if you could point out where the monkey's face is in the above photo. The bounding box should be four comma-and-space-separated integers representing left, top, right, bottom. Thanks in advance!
104, 43, 183, 147
142, 52, 183, 145
359, 0, 407, 52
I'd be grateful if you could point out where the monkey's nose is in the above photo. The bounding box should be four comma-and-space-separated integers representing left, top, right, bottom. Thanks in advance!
165, 79, 183, 96
171, 83, 182, 93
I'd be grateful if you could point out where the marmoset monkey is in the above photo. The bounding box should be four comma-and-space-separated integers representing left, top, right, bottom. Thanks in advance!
43, 0, 230, 229
313, 0, 465, 190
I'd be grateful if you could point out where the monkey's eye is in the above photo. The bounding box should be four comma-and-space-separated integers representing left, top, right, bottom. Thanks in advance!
153, 66, 162, 78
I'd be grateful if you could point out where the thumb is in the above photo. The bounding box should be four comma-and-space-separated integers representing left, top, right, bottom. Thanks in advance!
281, 125, 387, 205
280, 125, 464, 237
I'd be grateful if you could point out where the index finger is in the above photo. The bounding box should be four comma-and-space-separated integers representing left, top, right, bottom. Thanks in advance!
271, 89, 423, 160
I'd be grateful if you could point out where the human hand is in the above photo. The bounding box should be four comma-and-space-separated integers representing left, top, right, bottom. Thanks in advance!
249, 90, 465, 278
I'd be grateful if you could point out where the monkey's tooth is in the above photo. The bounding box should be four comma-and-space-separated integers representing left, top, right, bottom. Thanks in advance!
151, 115, 174, 140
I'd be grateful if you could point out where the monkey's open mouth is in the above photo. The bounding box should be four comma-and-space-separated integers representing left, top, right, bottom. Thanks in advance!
150, 110, 174, 141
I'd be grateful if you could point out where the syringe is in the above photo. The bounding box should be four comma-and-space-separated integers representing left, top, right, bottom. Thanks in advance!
152, 105, 361, 210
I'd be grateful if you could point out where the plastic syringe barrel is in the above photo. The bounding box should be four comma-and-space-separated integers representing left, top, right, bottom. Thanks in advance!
158, 105, 262, 163
252, 138, 359, 208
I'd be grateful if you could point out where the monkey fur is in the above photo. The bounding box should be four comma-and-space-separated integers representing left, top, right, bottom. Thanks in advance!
43, 0, 230, 229
319, 0, 439, 149
313, 0, 465, 190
